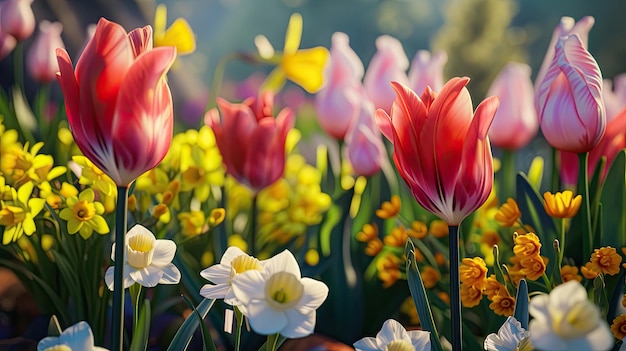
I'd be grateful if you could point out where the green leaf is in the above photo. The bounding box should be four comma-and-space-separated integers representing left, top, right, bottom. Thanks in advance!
181, 295, 217, 351
129, 300, 152, 351
319, 203, 342, 256
47, 315, 62, 336
405, 240, 444, 351
600, 150, 626, 248
513, 279, 529, 330
167, 298, 215, 351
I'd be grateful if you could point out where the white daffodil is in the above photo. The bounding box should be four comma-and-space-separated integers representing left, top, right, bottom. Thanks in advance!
199, 246, 264, 306
484, 316, 532, 351
354, 318, 431, 351
104, 224, 180, 289
231, 249, 329, 338
529, 280, 613, 351
37, 321, 108, 351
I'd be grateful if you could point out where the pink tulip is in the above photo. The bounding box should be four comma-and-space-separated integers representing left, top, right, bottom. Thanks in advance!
56, 18, 177, 187
603, 74, 626, 123
345, 99, 385, 177
27, 21, 64, 83
364, 35, 409, 112
0, 0, 34, 41
0, 28, 16, 60
486, 62, 538, 150
315, 32, 363, 140
536, 34, 605, 153
207, 92, 295, 192
408, 50, 447, 94
534, 16, 595, 102
376, 77, 499, 225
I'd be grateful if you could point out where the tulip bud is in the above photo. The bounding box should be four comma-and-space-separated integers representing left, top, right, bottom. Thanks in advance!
0, 29, 16, 60
345, 100, 385, 177
364, 35, 409, 112
27, 21, 65, 83
408, 50, 447, 94
0, 0, 35, 41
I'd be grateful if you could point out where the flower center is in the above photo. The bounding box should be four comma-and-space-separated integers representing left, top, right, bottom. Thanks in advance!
264, 272, 303, 311
42, 345, 72, 351
552, 299, 600, 338
127, 232, 156, 268
230, 254, 262, 279
72, 201, 95, 220
182, 166, 205, 184
385, 340, 414, 351
515, 336, 533, 351
0, 206, 25, 226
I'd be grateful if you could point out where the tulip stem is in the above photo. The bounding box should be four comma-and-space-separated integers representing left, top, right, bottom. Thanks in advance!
249, 194, 258, 256
449, 225, 462, 351
577, 152, 593, 258
112, 185, 129, 351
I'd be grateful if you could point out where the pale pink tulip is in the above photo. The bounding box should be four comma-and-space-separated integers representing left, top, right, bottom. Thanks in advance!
27, 21, 64, 83
487, 62, 538, 150
408, 50, 447, 94
315, 32, 363, 140
376, 77, 499, 225
364, 35, 409, 112
0, 0, 34, 41
0, 29, 16, 60
345, 99, 385, 177
536, 34, 605, 153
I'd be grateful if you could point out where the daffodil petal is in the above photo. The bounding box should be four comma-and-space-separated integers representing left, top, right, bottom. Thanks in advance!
283, 13, 302, 54
281, 309, 315, 338
261, 67, 287, 93
158, 263, 181, 284
157, 18, 196, 54
281, 47, 329, 93
154, 4, 167, 35
246, 299, 287, 335
151, 239, 176, 266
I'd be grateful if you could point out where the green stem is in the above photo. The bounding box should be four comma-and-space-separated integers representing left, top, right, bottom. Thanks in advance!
111, 185, 130, 351
129, 284, 142, 332
249, 194, 258, 256
558, 218, 565, 269
448, 225, 462, 351
577, 152, 593, 258
13, 42, 24, 92
267, 333, 280, 351
234, 307, 244, 351
551, 148, 560, 191
500, 149, 516, 201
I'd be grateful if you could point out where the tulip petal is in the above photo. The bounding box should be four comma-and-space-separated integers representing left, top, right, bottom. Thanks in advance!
55, 48, 80, 137
128, 25, 153, 57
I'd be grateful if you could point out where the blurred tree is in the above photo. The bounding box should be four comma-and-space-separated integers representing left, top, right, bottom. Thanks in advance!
432, 0, 528, 101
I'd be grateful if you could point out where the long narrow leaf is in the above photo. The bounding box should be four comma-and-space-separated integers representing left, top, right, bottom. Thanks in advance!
167, 298, 215, 351
513, 279, 529, 330
405, 240, 443, 351
129, 300, 151, 351
181, 295, 217, 351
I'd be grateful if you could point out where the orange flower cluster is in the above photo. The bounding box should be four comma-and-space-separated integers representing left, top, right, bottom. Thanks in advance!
508, 232, 547, 284
459, 257, 488, 307
482, 274, 515, 316
581, 246, 623, 277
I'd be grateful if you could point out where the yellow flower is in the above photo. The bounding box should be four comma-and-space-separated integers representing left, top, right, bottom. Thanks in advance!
0, 182, 45, 245
177, 210, 207, 237
383, 226, 408, 247
375, 195, 401, 219
490, 293, 515, 316
356, 223, 378, 242
459, 257, 488, 290
153, 4, 195, 55
611, 314, 626, 340
376, 254, 401, 288
480, 230, 500, 248
406, 221, 428, 239
460, 283, 482, 307
429, 220, 449, 238
364, 238, 383, 256
589, 246, 622, 276
59, 188, 109, 239
560, 265, 582, 283
255, 13, 329, 93
519, 255, 547, 281
208, 208, 226, 228
400, 297, 420, 325
420, 266, 440, 289
581, 262, 600, 279
543, 190, 582, 218
72, 156, 116, 197
483, 274, 506, 300
494, 198, 521, 227
513, 232, 542, 258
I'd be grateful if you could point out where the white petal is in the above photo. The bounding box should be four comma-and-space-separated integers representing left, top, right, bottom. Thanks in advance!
104, 266, 115, 291
37, 336, 61, 351
262, 250, 301, 278
407, 329, 431, 349
110, 243, 116, 261
281, 309, 316, 338
353, 337, 379, 351
59, 321, 95, 350
127, 224, 154, 238
528, 294, 550, 325
151, 240, 176, 266
296, 278, 329, 313
548, 280, 588, 312
583, 323, 614, 351
231, 270, 266, 304
245, 300, 287, 335
200, 283, 231, 300
199, 264, 231, 284
220, 246, 248, 264
377, 319, 409, 347
529, 319, 568, 350
129, 266, 162, 287
158, 263, 181, 284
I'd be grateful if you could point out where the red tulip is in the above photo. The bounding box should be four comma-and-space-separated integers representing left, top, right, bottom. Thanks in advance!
364, 35, 409, 113
0, 0, 34, 41
56, 18, 177, 187
376, 77, 499, 225
206, 92, 295, 192
27, 21, 64, 83
487, 62, 538, 150
536, 34, 605, 153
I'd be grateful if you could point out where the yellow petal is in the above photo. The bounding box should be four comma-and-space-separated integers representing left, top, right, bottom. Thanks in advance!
281, 46, 329, 93
261, 67, 287, 93
154, 4, 167, 35
79, 188, 95, 202
22, 214, 36, 235
156, 18, 196, 55
67, 218, 82, 234
28, 198, 46, 217
283, 13, 302, 54
2, 225, 19, 245
255, 35, 275, 60
17, 182, 34, 204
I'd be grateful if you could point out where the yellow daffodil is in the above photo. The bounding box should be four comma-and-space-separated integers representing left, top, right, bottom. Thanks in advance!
490, 294, 515, 317
494, 198, 521, 227
71, 156, 116, 197
153, 4, 195, 55
59, 188, 109, 239
459, 257, 488, 290
588, 246, 622, 276
543, 190, 582, 218
0, 182, 45, 245
255, 13, 329, 93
